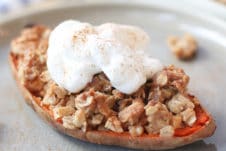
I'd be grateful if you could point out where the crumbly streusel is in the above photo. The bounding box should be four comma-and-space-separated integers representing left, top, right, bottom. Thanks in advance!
167, 34, 197, 60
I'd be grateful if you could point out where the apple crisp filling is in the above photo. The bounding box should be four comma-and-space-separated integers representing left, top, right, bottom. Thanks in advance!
11, 25, 199, 137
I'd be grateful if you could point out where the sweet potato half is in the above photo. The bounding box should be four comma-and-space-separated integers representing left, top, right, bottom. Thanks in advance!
9, 51, 216, 150
9, 26, 216, 150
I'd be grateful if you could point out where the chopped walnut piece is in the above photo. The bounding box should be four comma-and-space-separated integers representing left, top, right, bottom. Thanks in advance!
105, 96, 116, 109
97, 74, 112, 92
119, 99, 144, 125
148, 87, 163, 102
40, 70, 51, 83
160, 125, 174, 137
62, 116, 76, 129
90, 114, 104, 126
145, 102, 172, 134
95, 92, 115, 117
150, 66, 189, 102
53, 106, 75, 119
118, 99, 133, 111
42, 94, 57, 105
180, 108, 197, 126
155, 72, 168, 86
167, 34, 197, 60
112, 89, 124, 100
42, 82, 57, 105
73, 109, 87, 131
105, 116, 123, 133
171, 115, 183, 129
54, 86, 67, 99
129, 125, 144, 137
66, 96, 75, 107
167, 93, 195, 114
74, 90, 115, 118
74, 90, 96, 116
85, 73, 112, 93
132, 87, 145, 99
42, 82, 67, 105
75, 95, 94, 109
164, 65, 189, 92
17, 51, 45, 93
55, 99, 67, 108
161, 88, 176, 100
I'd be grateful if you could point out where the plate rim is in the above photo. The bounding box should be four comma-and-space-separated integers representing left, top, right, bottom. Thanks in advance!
1, 0, 226, 31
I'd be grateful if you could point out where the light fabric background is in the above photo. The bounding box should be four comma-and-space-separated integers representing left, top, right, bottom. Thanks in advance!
0, 0, 43, 14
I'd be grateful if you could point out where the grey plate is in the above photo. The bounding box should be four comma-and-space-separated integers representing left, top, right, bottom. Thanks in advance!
0, 1, 226, 151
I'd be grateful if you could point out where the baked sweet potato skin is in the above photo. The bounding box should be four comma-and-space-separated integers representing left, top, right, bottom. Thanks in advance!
9, 53, 216, 150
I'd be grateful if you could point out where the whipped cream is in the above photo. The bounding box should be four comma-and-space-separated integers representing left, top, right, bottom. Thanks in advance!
47, 20, 163, 94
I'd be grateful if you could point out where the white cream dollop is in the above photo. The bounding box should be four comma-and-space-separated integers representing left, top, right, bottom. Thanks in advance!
47, 20, 163, 94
